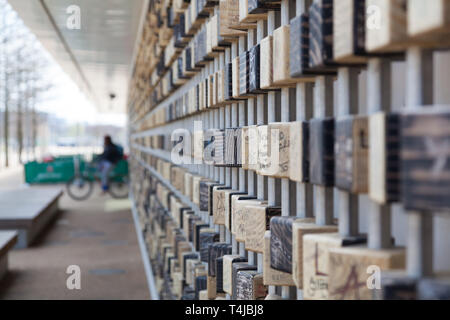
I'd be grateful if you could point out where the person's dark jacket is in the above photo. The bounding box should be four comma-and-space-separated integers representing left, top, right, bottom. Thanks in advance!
100, 143, 122, 164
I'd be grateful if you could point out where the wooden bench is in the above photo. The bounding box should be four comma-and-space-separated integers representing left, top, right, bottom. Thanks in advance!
0, 188, 63, 248
0, 231, 18, 281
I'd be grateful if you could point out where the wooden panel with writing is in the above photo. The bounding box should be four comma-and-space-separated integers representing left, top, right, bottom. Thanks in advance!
231, 195, 261, 242
263, 231, 295, 286
244, 204, 281, 253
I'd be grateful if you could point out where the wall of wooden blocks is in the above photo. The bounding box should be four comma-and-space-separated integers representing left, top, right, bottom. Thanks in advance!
128, 0, 450, 300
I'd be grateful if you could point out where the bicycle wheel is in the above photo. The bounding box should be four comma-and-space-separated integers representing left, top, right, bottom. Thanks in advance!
66, 176, 94, 201
108, 177, 129, 199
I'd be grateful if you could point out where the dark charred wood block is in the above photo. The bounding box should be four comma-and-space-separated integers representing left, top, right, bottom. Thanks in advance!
369, 112, 400, 204
225, 62, 233, 101
249, 44, 266, 93
335, 115, 369, 193
236, 270, 267, 300
208, 243, 232, 276
379, 272, 417, 300
216, 257, 225, 293
309, 118, 335, 186
194, 223, 210, 251
179, 208, 194, 230
225, 128, 243, 167
199, 230, 219, 262
185, 47, 194, 72
400, 110, 450, 212
187, 215, 202, 242
194, 275, 207, 300
232, 263, 257, 300
270, 216, 295, 273
199, 181, 220, 212
309, 0, 337, 70
239, 51, 249, 96
418, 278, 450, 300
223, 255, 248, 295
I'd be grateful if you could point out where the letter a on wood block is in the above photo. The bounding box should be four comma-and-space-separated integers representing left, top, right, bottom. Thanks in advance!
400, 109, 450, 212
369, 112, 400, 204
328, 246, 406, 300
302, 233, 366, 299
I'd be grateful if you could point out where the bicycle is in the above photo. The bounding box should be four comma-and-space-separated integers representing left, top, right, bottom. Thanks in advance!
66, 156, 129, 201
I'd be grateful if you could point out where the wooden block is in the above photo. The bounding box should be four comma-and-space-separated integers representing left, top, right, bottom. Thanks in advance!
173, 272, 184, 298
377, 270, 417, 300
369, 112, 400, 204
232, 263, 257, 299
193, 130, 204, 162
186, 215, 201, 242
213, 129, 226, 166
328, 246, 406, 300
309, 0, 337, 70
244, 204, 281, 253
207, 275, 217, 299
241, 126, 250, 169
184, 172, 193, 199
240, 0, 267, 22
248, 0, 280, 14
302, 233, 366, 298
290, 14, 316, 78
225, 128, 242, 167
223, 255, 247, 295
260, 36, 274, 89
217, 68, 226, 104
212, 186, 230, 225
265, 122, 291, 178
248, 44, 266, 93
186, 259, 202, 285
257, 125, 269, 174
219, 0, 247, 38
270, 217, 298, 273
289, 121, 310, 182
365, 0, 408, 53
194, 223, 211, 251
192, 176, 203, 205
400, 109, 450, 212
333, 0, 368, 64
182, 252, 199, 279
199, 180, 219, 212
236, 271, 268, 300
408, 0, 450, 47
208, 243, 232, 276
224, 63, 233, 101
225, 191, 247, 230
199, 229, 219, 262
273, 25, 296, 86
231, 195, 263, 242
335, 115, 369, 193
239, 51, 250, 96
309, 118, 335, 186
263, 231, 294, 286
232, 56, 240, 98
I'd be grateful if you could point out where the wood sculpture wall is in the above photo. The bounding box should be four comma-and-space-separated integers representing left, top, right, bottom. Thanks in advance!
128, 0, 450, 300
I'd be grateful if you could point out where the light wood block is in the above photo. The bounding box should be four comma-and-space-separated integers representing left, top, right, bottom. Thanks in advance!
232, 56, 240, 98
231, 195, 262, 242
219, 0, 247, 38
207, 275, 217, 299
365, 0, 408, 53
223, 255, 247, 295
289, 121, 310, 182
260, 36, 275, 89
302, 233, 367, 298
212, 186, 230, 225
273, 25, 297, 86
328, 246, 406, 300
244, 204, 281, 253
368, 112, 400, 204
335, 115, 369, 193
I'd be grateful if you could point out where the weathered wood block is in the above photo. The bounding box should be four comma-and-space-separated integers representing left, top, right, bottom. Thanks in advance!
192, 176, 203, 205
400, 109, 450, 212
182, 252, 199, 279
302, 232, 367, 298
240, 0, 267, 22
199, 181, 220, 212
173, 272, 184, 298
219, 0, 247, 38
270, 216, 299, 274
309, 0, 337, 70
225, 191, 247, 230
263, 231, 295, 286
273, 25, 297, 86
408, 0, 450, 47
232, 56, 240, 98
236, 271, 268, 300
212, 129, 226, 166
223, 255, 247, 295
309, 118, 335, 186
231, 195, 262, 242
184, 172, 193, 200
225, 128, 243, 167
208, 243, 232, 276
328, 246, 406, 300
207, 275, 217, 299
232, 262, 257, 299
365, 0, 408, 53
247, 125, 259, 171
289, 121, 310, 182
193, 130, 204, 162
248, 44, 266, 93
333, 0, 368, 64
267, 122, 291, 178
212, 186, 230, 225
224, 62, 233, 101
239, 51, 250, 96
244, 204, 281, 253
335, 115, 369, 193
260, 36, 275, 89
369, 112, 400, 204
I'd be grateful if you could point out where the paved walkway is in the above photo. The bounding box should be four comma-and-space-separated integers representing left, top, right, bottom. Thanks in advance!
0, 167, 149, 300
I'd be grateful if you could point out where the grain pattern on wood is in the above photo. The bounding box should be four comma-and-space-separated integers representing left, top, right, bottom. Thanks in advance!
369, 112, 400, 204
244, 204, 281, 253
213, 187, 231, 225
328, 246, 406, 300
266, 122, 291, 178
248, 44, 266, 93
302, 233, 366, 298
400, 110, 450, 212
199, 229, 219, 262
260, 36, 274, 89
232, 262, 257, 299
208, 243, 232, 276
270, 216, 297, 273
273, 25, 296, 86
207, 275, 217, 299
213, 129, 226, 166
225, 128, 243, 167
309, 0, 337, 70
333, 0, 367, 63
225, 191, 248, 230
232, 56, 240, 98
335, 115, 369, 193
289, 121, 310, 182
239, 51, 250, 96
263, 231, 295, 286
310, 118, 335, 186
236, 271, 268, 300
219, 0, 247, 38
231, 195, 261, 242
365, 0, 408, 53
223, 255, 248, 295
